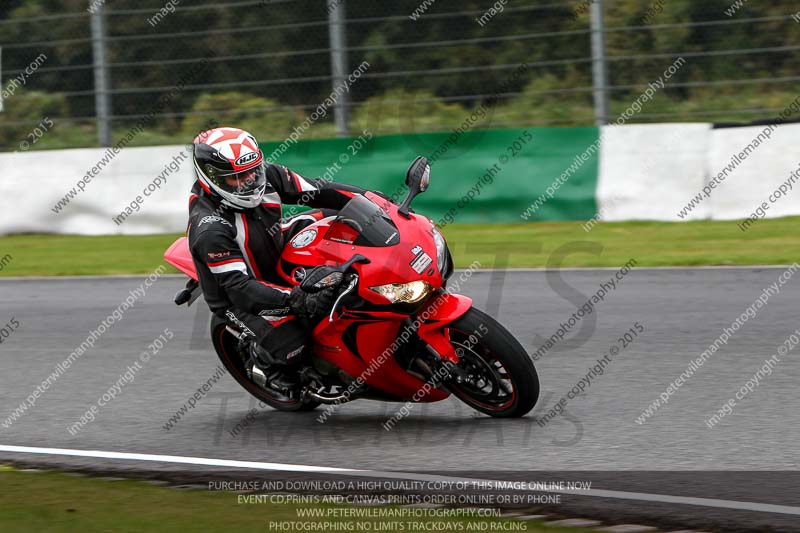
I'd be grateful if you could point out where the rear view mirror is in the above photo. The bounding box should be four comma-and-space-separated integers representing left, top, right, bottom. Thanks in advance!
400, 157, 430, 218
405, 156, 430, 192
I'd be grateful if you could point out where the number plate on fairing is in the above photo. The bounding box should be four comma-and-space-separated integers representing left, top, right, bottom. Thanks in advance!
410, 249, 433, 274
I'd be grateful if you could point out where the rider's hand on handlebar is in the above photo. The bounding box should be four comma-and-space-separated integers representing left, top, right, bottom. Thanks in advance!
287, 285, 338, 320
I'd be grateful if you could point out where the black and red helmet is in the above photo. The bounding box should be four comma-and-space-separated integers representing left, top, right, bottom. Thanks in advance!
193, 127, 267, 209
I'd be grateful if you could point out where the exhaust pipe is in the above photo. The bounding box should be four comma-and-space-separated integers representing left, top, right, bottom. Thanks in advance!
250, 365, 268, 388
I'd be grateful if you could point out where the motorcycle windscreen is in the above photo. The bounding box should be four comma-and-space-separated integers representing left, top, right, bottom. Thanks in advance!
324, 194, 401, 247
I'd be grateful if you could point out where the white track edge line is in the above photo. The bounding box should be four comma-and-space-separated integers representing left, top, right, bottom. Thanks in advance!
0, 445, 798, 516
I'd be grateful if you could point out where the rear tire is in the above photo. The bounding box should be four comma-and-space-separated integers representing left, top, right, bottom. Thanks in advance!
446, 308, 539, 418
212, 322, 320, 412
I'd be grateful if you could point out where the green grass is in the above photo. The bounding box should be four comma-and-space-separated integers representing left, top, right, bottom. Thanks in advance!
0, 217, 797, 277
0, 468, 595, 533
0, 233, 182, 277
442, 217, 800, 268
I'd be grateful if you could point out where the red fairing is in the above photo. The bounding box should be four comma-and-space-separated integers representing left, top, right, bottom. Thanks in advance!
287, 191, 469, 401
312, 319, 448, 401
164, 237, 198, 280
278, 192, 445, 303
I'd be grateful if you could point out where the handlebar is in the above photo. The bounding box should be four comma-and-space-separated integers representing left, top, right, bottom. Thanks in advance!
300, 254, 370, 293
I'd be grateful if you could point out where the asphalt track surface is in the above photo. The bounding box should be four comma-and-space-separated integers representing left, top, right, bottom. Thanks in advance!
2, 268, 799, 531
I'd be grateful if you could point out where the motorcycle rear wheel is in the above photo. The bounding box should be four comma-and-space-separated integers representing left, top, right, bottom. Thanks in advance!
211, 322, 320, 412
446, 308, 539, 418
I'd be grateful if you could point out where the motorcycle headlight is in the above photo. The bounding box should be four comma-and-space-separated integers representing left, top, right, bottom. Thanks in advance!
370, 280, 433, 304
432, 227, 448, 272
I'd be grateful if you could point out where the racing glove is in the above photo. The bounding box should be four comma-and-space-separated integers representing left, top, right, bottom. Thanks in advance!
287, 286, 338, 320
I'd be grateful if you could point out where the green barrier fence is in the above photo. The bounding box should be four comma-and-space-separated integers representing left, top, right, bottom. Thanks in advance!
259, 126, 599, 223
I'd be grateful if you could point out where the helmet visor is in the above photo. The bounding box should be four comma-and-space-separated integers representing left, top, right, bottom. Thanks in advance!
205, 163, 266, 197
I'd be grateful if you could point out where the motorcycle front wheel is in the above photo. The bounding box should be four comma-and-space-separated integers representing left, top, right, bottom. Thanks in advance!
445, 308, 539, 418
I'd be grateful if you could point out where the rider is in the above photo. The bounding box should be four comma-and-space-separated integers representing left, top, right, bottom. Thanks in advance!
188, 126, 368, 389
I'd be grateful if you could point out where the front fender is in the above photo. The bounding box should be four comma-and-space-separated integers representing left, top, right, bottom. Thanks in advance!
416, 293, 472, 363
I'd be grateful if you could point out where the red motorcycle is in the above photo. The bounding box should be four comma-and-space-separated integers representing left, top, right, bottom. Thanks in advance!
164, 158, 538, 417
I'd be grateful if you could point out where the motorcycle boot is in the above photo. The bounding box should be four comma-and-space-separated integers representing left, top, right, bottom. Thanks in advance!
248, 341, 305, 393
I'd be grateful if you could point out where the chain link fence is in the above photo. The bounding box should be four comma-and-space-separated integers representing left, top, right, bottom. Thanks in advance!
0, 0, 798, 151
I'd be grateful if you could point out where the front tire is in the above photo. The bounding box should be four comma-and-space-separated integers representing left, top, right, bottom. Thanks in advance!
212, 322, 320, 412
446, 308, 539, 417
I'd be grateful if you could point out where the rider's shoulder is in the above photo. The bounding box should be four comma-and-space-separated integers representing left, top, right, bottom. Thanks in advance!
190, 202, 236, 236
263, 162, 290, 181
195, 214, 235, 231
